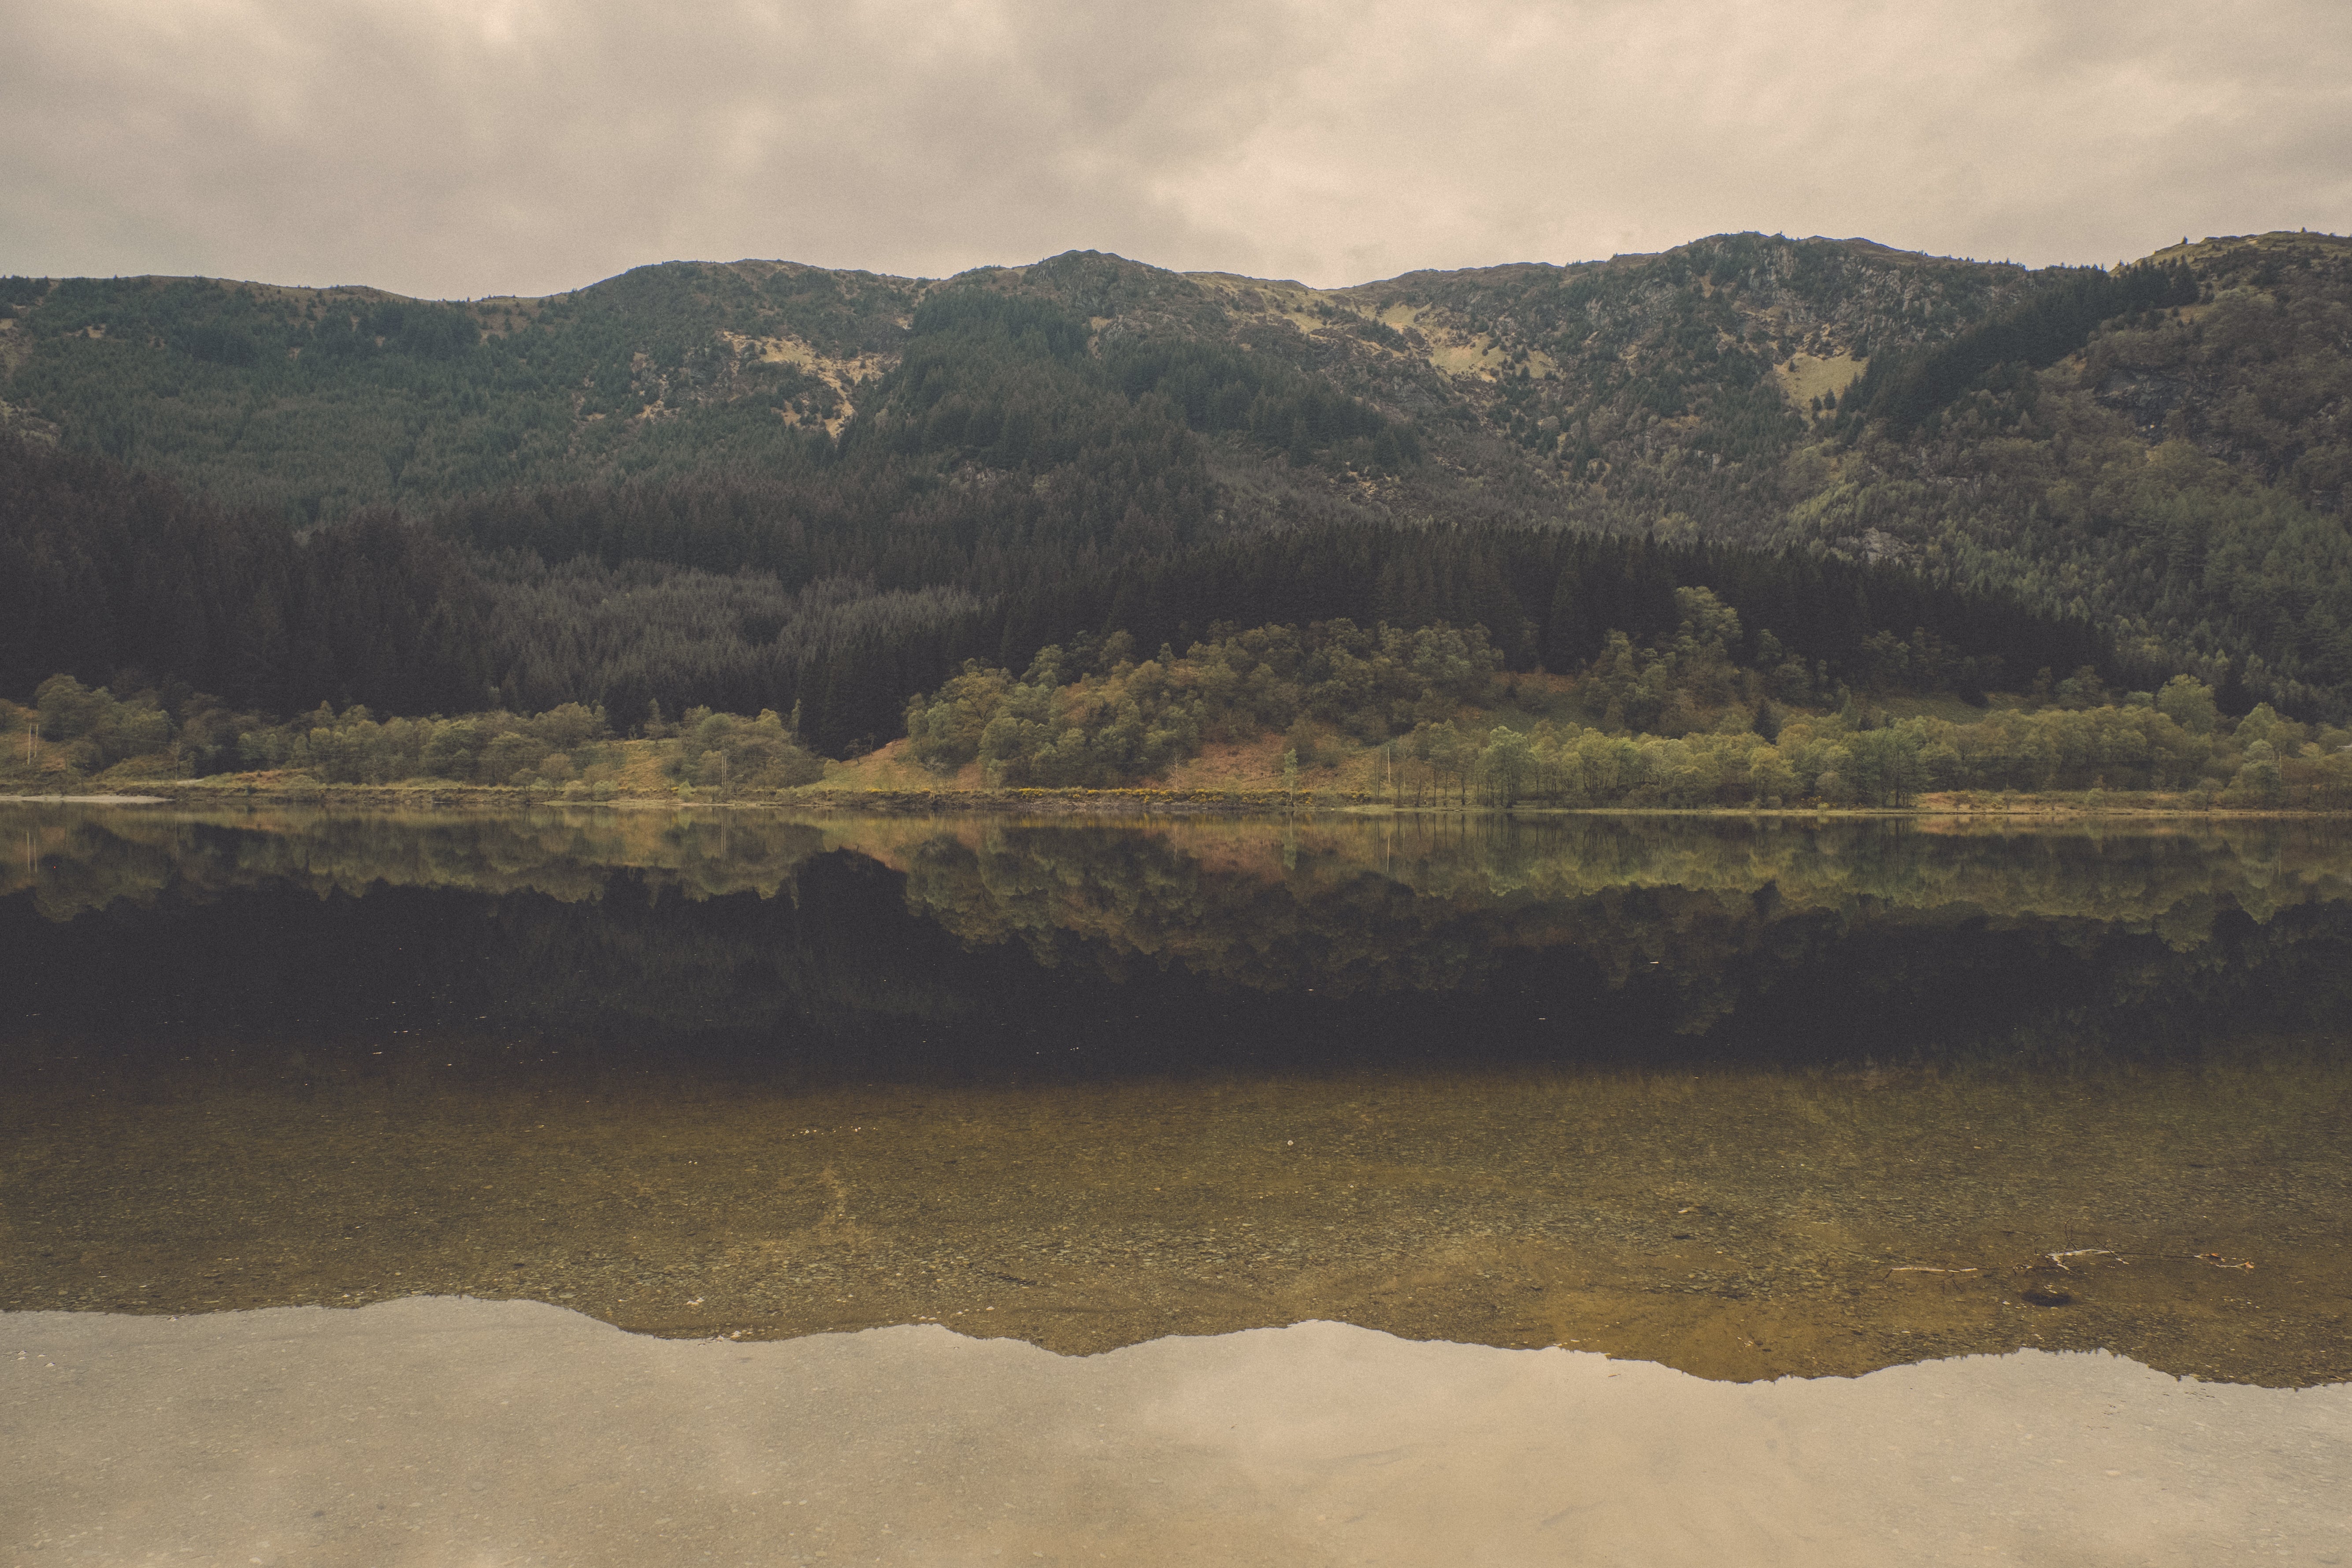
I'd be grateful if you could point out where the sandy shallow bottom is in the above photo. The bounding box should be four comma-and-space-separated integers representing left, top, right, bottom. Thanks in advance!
5, 1299, 2348, 1567
16, 1057, 2349, 1388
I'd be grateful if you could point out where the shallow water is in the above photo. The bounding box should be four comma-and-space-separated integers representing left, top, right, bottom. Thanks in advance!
4, 804, 2348, 1385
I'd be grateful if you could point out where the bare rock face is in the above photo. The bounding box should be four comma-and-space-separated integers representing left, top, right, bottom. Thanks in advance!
2096, 365, 2194, 442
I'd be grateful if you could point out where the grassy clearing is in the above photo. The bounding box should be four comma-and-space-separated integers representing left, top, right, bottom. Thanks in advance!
1775, 349, 1866, 407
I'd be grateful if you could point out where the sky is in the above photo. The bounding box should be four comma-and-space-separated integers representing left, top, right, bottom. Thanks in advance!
4, 0, 2348, 300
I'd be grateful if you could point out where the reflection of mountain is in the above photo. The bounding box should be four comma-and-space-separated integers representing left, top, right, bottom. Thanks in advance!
14, 237, 2348, 722
6, 807, 2352, 1073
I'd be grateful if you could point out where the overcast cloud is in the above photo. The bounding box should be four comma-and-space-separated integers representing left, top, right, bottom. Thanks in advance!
4, 0, 2347, 298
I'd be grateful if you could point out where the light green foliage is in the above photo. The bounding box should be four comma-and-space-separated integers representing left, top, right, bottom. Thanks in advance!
2227, 740, 2284, 807
1477, 726, 1536, 805
1416, 686, 2352, 810
1747, 744, 1797, 803
2232, 702, 2305, 753
903, 664, 1019, 772
1577, 587, 1756, 734
902, 620, 1503, 787
890, 610, 2352, 808
173, 693, 818, 793
32, 676, 172, 774
1410, 720, 1475, 804
2158, 675, 2220, 735
1500, 701, 2241, 807
668, 707, 826, 793
193, 700, 621, 786
1673, 586, 1743, 658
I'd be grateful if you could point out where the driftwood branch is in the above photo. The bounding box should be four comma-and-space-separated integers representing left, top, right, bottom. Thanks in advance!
2045, 1248, 2115, 1271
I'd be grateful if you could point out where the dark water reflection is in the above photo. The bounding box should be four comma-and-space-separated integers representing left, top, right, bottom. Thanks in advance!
4, 804, 2348, 1385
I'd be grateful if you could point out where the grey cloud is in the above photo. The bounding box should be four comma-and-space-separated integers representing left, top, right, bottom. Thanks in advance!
1, 0, 2345, 299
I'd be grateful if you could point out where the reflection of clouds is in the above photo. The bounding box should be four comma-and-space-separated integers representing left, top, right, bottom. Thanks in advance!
10, 1302, 2347, 1561
4, 1, 2345, 297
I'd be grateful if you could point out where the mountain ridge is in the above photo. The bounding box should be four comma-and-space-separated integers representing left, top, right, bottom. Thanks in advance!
4, 227, 2348, 717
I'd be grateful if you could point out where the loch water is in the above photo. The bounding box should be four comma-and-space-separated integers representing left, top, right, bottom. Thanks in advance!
4, 804, 2347, 1386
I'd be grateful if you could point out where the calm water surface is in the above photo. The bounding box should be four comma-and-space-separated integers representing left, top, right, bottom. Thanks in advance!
4, 804, 2348, 1386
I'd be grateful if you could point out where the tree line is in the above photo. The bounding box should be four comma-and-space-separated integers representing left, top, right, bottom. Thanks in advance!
9, 630, 2347, 809
894, 596, 2351, 809
1413, 688, 2350, 811
3, 427, 2122, 757
905, 620, 1506, 787
6, 674, 828, 795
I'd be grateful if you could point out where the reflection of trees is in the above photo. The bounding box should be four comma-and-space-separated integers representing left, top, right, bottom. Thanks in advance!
891, 814, 2352, 986
879, 815, 2352, 1047
902, 824, 1511, 999
1348, 815, 2352, 936
469, 851, 985, 1042
8, 806, 2352, 1067
14, 809, 2345, 941
0, 806, 832, 921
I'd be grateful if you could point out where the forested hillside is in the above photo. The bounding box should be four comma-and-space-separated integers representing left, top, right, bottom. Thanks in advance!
0, 431, 2100, 757
2, 228, 2347, 734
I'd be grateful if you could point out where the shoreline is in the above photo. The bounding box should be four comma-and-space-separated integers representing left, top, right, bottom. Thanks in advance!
4, 782, 2346, 820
